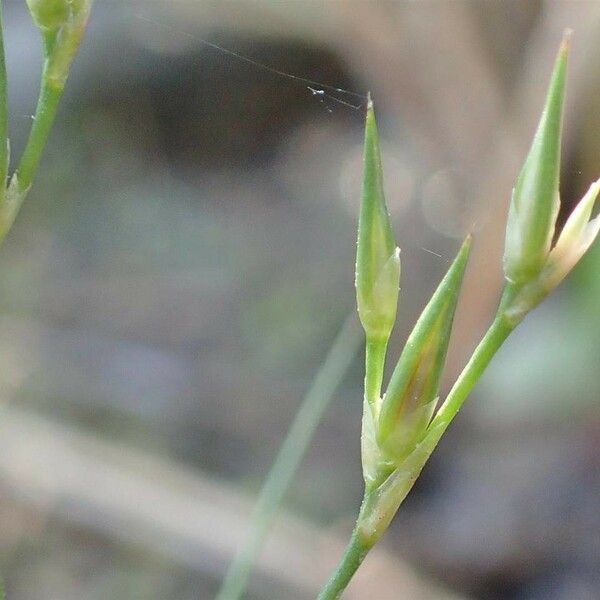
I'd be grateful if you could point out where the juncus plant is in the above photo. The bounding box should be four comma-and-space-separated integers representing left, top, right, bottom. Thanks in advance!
318, 31, 599, 599
0, 9, 596, 600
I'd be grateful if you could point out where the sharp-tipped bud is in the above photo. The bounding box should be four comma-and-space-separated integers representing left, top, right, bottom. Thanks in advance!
506, 180, 600, 323
356, 97, 400, 342
504, 32, 570, 284
377, 236, 471, 462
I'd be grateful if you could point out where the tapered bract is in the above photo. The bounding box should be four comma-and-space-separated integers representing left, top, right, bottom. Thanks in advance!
504, 32, 569, 284
356, 97, 400, 343
377, 236, 471, 461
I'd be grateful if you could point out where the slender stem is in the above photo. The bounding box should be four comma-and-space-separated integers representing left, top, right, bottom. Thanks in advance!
0, 0, 8, 199
319, 288, 519, 599
364, 336, 387, 409
0, 57, 65, 241
317, 526, 372, 600
2, 3, 92, 239
429, 290, 516, 432
217, 314, 362, 600
15, 62, 64, 193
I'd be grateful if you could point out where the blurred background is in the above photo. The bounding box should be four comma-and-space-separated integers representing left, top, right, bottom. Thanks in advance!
1, 1, 599, 599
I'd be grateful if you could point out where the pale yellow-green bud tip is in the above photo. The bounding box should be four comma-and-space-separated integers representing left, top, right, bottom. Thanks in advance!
506, 179, 600, 323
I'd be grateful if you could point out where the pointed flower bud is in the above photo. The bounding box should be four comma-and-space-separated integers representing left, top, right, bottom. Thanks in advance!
504, 32, 570, 284
506, 180, 600, 323
377, 236, 471, 462
356, 97, 400, 343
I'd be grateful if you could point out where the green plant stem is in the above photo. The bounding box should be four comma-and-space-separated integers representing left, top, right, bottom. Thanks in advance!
364, 337, 387, 409
318, 287, 518, 599
16, 63, 64, 193
0, 0, 8, 200
216, 314, 362, 600
0, 60, 65, 242
317, 526, 372, 600
429, 286, 516, 431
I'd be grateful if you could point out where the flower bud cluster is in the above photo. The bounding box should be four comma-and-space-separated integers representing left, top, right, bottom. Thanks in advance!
356, 100, 471, 485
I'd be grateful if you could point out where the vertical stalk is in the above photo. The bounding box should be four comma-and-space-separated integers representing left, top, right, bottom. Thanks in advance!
317, 526, 372, 600
15, 62, 64, 193
429, 314, 513, 431
364, 337, 387, 410
430, 285, 517, 431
